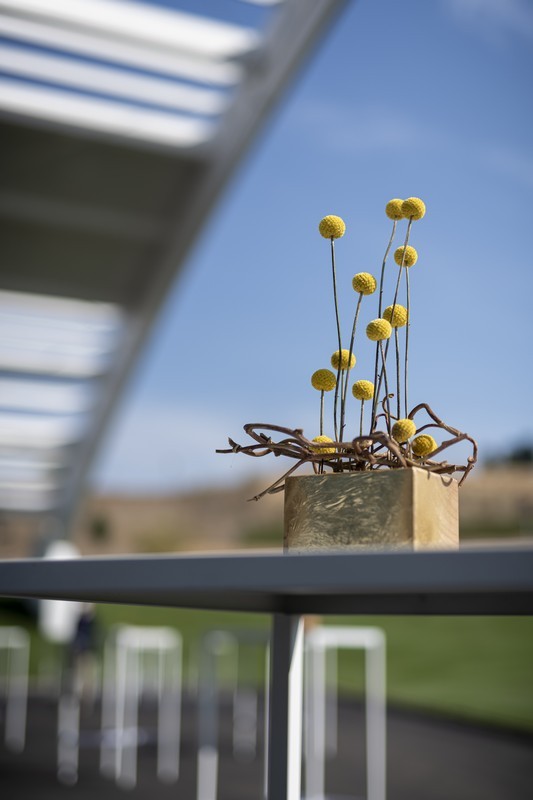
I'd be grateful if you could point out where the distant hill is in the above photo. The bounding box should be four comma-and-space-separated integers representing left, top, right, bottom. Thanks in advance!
459, 465, 533, 540
74, 475, 285, 555
2, 465, 531, 559
73, 465, 533, 556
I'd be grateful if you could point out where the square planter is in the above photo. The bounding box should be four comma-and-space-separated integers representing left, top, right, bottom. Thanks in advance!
284, 467, 458, 552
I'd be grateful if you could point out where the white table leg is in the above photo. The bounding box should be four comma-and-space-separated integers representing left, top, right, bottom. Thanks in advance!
5, 632, 29, 752
305, 640, 326, 799
267, 614, 304, 800
366, 633, 386, 800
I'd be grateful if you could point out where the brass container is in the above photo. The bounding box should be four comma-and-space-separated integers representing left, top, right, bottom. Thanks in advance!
284, 468, 458, 552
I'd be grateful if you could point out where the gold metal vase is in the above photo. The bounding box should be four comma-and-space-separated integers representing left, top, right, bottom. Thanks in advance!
284, 467, 458, 552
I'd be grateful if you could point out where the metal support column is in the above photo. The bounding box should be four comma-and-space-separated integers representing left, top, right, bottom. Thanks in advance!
267, 614, 304, 800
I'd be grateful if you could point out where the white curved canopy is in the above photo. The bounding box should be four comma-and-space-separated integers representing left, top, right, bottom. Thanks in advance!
0, 0, 346, 542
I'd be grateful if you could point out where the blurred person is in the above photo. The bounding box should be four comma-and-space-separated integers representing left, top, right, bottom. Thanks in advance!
67, 603, 99, 707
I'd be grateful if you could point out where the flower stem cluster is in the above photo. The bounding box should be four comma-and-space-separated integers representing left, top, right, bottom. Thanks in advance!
311, 201, 427, 458
219, 197, 479, 495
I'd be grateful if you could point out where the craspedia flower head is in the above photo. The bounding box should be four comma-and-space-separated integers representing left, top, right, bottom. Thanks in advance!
366, 318, 392, 341
311, 369, 337, 392
319, 215, 346, 239
402, 197, 426, 220
394, 245, 418, 267
331, 349, 356, 370
385, 199, 404, 220
412, 434, 438, 457
352, 272, 377, 295
311, 435, 336, 455
392, 418, 417, 444
383, 304, 408, 327
352, 379, 374, 401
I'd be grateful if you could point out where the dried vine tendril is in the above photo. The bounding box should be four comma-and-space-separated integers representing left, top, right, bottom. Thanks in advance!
217, 401, 477, 501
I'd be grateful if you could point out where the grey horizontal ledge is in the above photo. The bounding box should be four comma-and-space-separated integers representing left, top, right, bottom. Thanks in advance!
0, 547, 532, 616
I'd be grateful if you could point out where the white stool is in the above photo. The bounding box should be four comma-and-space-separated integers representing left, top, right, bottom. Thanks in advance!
0, 626, 30, 752
197, 628, 269, 800
100, 625, 182, 789
304, 626, 386, 800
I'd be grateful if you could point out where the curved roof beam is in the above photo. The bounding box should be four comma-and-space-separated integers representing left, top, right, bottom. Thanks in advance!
0, 0, 260, 59
0, 15, 244, 86
0, 44, 229, 115
0, 78, 214, 147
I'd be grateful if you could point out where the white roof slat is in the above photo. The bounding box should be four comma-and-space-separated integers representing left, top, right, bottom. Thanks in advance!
0, 485, 61, 512
0, 15, 244, 87
0, 413, 85, 448
0, 43, 229, 115
0, 319, 119, 350
0, 460, 65, 482
0, 290, 122, 326
0, 77, 214, 147
0, 291, 122, 377
0, 343, 112, 378
0, 379, 94, 414
0, 445, 72, 467
0, 0, 260, 59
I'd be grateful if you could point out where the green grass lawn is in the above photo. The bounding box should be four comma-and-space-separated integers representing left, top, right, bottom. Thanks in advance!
2, 603, 532, 732
93, 606, 533, 732
330, 615, 533, 732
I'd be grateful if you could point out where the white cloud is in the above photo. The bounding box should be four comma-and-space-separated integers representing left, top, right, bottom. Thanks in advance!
291, 100, 426, 156
478, 144, 533, 189
442, 0, 533, 46
291, 98, 533, 191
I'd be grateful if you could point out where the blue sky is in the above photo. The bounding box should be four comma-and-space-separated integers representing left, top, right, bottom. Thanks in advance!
94, 0, 533, 493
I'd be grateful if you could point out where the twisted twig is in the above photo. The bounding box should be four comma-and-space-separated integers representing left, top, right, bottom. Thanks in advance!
218, 404, 477, 498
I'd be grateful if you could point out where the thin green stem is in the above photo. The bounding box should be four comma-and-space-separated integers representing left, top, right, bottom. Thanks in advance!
340, 292, 363, 440
376, 218, 413, 427
391, 217, 413, 420
405, 267, 411, 419
320, 390, 324, 436
360, 400, 364, 437
333, 373, 340, 443
330, 238, 342, 442
378, 341, 392, 434
371, 336, 391, 433
370, 344, 380, 432
371, 219, 397, 431
372, 331, 392, 431
378, 219, 397, 318
389, 218, 413, 324
394, 327, 401, 419
338, 369, 345, 432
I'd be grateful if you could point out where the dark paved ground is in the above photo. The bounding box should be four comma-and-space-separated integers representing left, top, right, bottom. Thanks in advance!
0, 692, 532, 799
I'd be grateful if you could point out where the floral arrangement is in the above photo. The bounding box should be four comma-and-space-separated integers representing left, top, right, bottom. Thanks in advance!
218, 198, 477, 500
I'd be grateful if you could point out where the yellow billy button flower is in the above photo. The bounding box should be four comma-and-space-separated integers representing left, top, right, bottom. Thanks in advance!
352, 272, 377, 295
412, 434, 438, 457
366, 319, 392, 341
352, 380, 374, 401
383, 304, 408, 327
311, 369, 337, 392
385, 199, 404, 220
319, 215, 346, 239
394, 245, 418, 267
311, 435, 336, 455
402, 197, 426, 220
331, 349, 356, 370
392, 418, 416, 443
